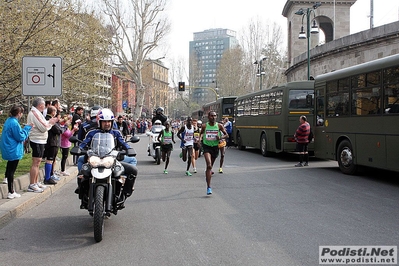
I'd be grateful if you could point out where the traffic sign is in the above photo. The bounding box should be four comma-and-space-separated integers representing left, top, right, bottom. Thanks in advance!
22, 56, 62, 96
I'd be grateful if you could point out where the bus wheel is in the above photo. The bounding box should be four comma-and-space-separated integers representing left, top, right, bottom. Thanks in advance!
260, 134, 269, 157
237, 132, 246, 150
337, 140, 357, 175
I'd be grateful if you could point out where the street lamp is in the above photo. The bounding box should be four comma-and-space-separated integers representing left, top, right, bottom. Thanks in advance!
295, 2, 321, 80
254, 57, 267, 90
212, 80, 219, 100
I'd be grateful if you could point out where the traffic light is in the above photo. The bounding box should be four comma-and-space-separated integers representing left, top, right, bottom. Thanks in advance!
178, 81, 185, 91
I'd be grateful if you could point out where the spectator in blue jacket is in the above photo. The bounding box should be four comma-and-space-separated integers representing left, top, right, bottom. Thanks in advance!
0, 105, 32, 199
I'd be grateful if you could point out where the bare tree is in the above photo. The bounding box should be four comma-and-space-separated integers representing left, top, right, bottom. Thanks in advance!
102, 0, 170, 120
238, 18, 287, 92
216, 47, 248, 97
238, 18, 269, 92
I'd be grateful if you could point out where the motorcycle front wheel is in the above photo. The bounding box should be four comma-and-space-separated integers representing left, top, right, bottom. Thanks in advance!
94, 185, 105, 242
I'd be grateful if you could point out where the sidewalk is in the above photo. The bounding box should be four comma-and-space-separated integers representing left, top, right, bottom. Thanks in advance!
0, 159, 77, 228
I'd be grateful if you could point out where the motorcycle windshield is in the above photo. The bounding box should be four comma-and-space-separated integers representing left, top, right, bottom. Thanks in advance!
90, 133, 115, 157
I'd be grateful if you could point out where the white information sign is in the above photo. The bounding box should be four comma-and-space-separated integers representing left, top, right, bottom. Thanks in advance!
22, 56, 62, 96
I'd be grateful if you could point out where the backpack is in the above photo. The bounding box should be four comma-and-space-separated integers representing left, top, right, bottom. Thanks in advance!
308, 128, 314, 142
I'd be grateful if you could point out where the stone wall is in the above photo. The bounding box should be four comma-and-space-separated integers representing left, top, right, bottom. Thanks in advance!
286, 21, 399, 81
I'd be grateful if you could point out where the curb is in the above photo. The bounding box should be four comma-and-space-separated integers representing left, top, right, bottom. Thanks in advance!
0, 160, 77, 229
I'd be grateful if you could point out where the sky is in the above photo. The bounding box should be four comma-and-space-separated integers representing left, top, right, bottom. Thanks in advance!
164, 0, 399, 64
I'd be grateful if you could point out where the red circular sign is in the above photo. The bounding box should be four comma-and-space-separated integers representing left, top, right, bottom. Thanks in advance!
31, 75, 41, 83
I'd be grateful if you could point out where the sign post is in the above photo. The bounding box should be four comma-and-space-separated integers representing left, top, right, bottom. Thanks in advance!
22, 56, 62, 96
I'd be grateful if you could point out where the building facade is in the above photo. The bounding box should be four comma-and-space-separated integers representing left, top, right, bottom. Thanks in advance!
142, 59, 169, 117
189, 28, 238, 104
111, 74, 136, 116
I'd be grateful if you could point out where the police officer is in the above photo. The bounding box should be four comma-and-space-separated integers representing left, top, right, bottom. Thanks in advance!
77, 109, 138, 207
151, 107, 167, 125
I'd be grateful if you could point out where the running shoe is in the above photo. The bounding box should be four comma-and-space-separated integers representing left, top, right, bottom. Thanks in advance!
51, 175, 60, 181
44, 179, 57, 185
219, 168, 223, 173
2, 178, 7, 184
193, 168, 197, 173
36, 182, 47, 189
60, 171, 70, 176
179, 152, 183, 158
164, 170, 168, 174
295, 163, 303, 167
185, 171, 192, 176
207, 187, 212, 195
303, 162, 309, 166
7, 192, 21, 199
28, 184, 43, 193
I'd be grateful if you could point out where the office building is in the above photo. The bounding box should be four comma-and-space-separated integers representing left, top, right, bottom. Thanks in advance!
189, 28, 238, 103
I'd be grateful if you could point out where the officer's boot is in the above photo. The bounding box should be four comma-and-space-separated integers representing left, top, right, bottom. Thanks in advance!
123, 174, 136, 198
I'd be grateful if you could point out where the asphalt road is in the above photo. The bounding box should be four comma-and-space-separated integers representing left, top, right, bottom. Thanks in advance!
1, 134, 398, 266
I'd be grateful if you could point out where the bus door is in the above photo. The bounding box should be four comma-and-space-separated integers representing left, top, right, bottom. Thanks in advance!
314, 118, 335, 160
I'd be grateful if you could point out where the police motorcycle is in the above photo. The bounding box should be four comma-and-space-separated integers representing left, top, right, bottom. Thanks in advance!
146, 120, 164, 165
70, 132, 139, 242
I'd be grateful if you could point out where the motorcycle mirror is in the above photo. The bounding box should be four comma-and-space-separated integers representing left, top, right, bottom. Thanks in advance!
69, 136, 81, 143
70, 146, 85, 155
129, 136, 140, 143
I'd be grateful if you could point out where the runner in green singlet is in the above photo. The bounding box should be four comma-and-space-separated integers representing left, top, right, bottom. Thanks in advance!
199, 111, 228, 195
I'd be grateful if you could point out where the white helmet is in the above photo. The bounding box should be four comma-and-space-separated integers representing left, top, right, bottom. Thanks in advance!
154, 120, 162, 125
97, 108, 114, 122
90, 106, 101, 118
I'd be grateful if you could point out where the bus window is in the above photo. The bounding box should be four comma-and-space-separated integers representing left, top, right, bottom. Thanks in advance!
288, 90, 314, 109
383, 84, 399, 114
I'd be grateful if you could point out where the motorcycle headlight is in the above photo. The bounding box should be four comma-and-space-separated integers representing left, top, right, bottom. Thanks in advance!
89, 156, 114, 168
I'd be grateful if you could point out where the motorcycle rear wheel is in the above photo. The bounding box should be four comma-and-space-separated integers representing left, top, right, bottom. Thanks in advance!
94, 185, 105, 242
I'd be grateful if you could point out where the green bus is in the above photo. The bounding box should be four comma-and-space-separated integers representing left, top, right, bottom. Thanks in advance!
191, 109, 204, 121
234, 81, 314, 156
314, 53, 399, 174
202, 97, 236, 123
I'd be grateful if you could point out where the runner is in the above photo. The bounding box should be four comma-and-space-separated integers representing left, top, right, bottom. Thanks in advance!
199, 111, 228, 195
177, 117, 194, 176
157, 121, 176, 174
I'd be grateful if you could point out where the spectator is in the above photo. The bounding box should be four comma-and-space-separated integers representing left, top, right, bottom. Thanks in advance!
42, 100, 51, 117
59, 115, 78, 176
27, 97, 58, 193
43, 105, 62, 185
294, 115, 310, 167
116, 115, 129, 139
71, 106, 84, 135
129, 118, 136, 136
51, 98, 62, 116
71, 106, 83, 165
0, 105, 32, 199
